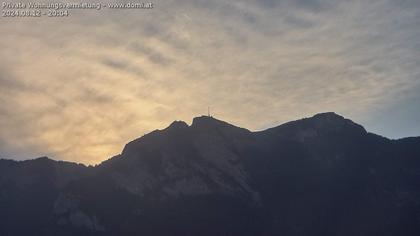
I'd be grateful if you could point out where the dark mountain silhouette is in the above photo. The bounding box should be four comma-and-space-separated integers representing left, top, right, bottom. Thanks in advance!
1, 112, 420, 235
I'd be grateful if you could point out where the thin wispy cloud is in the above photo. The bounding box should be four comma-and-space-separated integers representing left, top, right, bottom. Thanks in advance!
0, 0, 419, 164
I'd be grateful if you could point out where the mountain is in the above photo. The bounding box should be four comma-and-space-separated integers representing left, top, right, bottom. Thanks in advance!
1, 112, 420, 235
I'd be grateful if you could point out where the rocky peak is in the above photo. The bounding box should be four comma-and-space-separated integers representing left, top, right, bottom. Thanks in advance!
263, 112, 367, 142
166, 120, 189, 130
191, 116, 246, 132
310, 112, 367, 134
164, 120, 189, 131
312, 112, 344, 120
192, 116, 222, 126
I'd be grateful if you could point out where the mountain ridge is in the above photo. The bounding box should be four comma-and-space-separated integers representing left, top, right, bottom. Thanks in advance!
1, 112, 420, 236
1, 112, 406, 165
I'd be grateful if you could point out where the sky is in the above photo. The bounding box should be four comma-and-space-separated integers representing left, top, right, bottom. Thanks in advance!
0, 0, 419, 164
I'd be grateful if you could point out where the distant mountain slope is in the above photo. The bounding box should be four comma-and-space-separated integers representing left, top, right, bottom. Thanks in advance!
0, 157, 89, 235
1, 112, 420, 235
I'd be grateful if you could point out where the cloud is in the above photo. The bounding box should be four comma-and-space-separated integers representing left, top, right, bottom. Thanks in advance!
128, 42, 173, 66
0, 0, 419, 164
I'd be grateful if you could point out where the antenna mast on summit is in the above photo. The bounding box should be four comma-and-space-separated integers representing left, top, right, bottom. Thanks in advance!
208, 106, 211, 117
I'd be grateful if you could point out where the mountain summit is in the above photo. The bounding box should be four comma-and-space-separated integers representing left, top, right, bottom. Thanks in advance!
1, 113, 420, 236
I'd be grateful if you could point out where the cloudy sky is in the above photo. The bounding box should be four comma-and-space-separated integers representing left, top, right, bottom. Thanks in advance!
1, 0, 419, 164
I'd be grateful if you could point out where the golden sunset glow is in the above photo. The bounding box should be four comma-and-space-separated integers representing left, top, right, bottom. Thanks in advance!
1, 0, 419, 164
